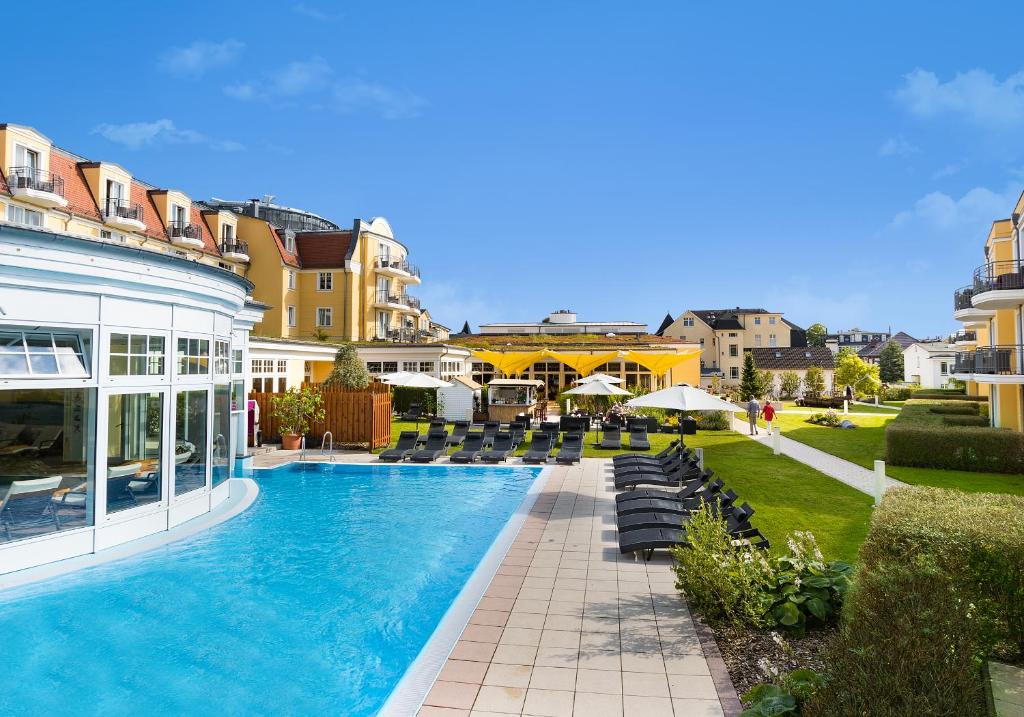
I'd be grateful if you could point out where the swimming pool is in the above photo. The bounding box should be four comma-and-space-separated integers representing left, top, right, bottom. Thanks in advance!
0, 462, 542, 716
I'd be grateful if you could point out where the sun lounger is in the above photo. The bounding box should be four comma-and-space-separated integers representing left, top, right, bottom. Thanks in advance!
627, 425, 650, 451
601, 424, 622, 449
481, 421, 500, 447
480, 432, 515, 463
616, 473, 719, 504
378, 431, 419, 462
613, 451, 692, 477
450, 432, 485, 463
401, 403, 424, 421
508, 421, 527, 446
616, 490, 738, 526
0, 475, 64, 539
522, 432, 555, 464
620, 523, 769, 561
556, 432, 584, 464
613, 440, 679, 464
410, 431, 448, 463
613, 461, 702, 490
445, 420, 470, 447
418, 423, 446, 446
539, 421, 560, 435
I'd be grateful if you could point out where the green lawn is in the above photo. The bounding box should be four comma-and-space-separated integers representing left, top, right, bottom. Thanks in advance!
757, 412, 1024, 496
776, 401, 900, 415
383, 419, 872, 561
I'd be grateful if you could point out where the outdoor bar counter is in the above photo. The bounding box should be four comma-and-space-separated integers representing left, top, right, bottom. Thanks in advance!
486, 379, 544, 423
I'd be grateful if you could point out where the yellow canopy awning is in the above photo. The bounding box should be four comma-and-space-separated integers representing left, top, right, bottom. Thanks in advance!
470, 350, 545, 377
545, 350, 622, 377
623, 349, 701, 376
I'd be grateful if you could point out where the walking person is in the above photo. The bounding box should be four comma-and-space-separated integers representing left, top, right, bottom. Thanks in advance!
745, 395, 761, 435
761, 400, 776, 434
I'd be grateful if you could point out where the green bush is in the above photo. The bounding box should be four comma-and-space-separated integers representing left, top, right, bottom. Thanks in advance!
882, 385, 915, 401
671, 504, 774, 628
806, 486, 1024, 716
886, 399, 1024, 474
806, 410, 840, 427
692, 410, 730, 431
763, 532, 852, 635
392, 386, 436, 415
743, 669, 824, 717
913, 391, 987, 401
942, 415, 990, 427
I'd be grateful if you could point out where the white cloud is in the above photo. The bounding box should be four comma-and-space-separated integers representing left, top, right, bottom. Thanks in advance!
931, 160, 967, 180
333, 79, 426, 119
878, 135, 920, 157
223, 57, 424, 119
158, 39, 244, 78
293, 3, 341, 21
889, 185, 1017, 232
92, 120, 243, 152
893, 68, 1024, 128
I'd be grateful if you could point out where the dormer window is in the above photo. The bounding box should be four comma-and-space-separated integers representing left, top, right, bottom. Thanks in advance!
171, 204, 187, 226
222, 224, 234, 241
15, 145, 39, 172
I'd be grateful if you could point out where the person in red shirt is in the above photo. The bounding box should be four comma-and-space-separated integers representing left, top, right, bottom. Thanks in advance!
761, 400, 776, 433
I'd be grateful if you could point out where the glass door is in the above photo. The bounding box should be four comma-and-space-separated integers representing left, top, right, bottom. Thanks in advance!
173, 388, 208, 496
104, 390, 164, 515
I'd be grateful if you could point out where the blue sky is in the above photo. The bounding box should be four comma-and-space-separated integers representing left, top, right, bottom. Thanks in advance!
9, 2, 1022, 337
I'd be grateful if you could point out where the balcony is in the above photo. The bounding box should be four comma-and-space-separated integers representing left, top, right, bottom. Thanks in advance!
973, 345, 1024, 382
167, 220, 204, 249
375, 328, 418, 343
6, 166, 67, 208
219, 239, 250, 262
103, 197, 146, 232
374, 290, 421, 314
971, 261, 1024, 310
952, 350, 976, 378
953, 286, 994, 325
375, 257, 421, 284
951, 330, 977, 345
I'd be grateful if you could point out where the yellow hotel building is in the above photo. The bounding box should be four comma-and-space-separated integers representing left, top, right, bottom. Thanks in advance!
952, 204, 1024, 431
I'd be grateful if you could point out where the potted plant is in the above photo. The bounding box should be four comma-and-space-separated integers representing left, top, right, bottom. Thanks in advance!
270, 386, 326, 450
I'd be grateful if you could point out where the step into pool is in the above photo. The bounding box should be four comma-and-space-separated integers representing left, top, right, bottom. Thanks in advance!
0, 462, 542, 716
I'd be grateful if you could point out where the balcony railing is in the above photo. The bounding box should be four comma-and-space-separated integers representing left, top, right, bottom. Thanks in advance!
6, 166, 64, 197
168, 220, 202, 240
973, 261, 1024, 294
375, 290, 421, 309
219, 240, 249, 255
376, 257, 420, 277
974, 345, 1024, 375
954, 350, 976, 374
104, 197, 143, 222
951, 330, 977, 343
376, 328, 418, 342
954, 286, 975, 312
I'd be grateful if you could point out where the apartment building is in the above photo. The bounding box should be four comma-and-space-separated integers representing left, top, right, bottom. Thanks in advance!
825, 328, 890, 354
660, 308, 806, 386
951, 210, 1023, 430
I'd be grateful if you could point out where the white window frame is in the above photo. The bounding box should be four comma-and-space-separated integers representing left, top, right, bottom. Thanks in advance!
6, 203, 43, 227
174, 333, 212, 381
286, 306, 297, 328
317, 272, 333, 291
214, 340, 231, 375
0, 326, 92, 380
316, 307, 333, 327
287, 271, 296, 291
754, 335, 762, 347
769, 333, 777, 347
104, 329, 169, 384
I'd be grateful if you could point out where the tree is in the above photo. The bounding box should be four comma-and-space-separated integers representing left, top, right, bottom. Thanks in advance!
803, 366, 826, 398
836, 346, 857, 361
323, 343, 371, 389
779, 371, 801, 399
756, 369, 775, 399
806, 323, 827, 347
739, 352, 761, 399
878, 341, 905, 384
835, 352, 881, 397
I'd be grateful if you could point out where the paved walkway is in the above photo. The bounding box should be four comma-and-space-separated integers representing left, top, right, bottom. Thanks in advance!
988, 661, 1024, 717
418, 458, 735, 717
730, 416, 904, 496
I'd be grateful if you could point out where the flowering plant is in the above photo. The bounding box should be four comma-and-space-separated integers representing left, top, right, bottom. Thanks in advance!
763, 532, 853, 635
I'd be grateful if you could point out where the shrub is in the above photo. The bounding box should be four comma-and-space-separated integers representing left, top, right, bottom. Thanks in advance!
694, 410, 730, 431
671, 503, 774, 628
779, 371, 801, 400
322, 343, 371, 389
913, 391, 986, 401
928, 403, 978, 415
270, 386, 326, 436
806, 410, 840, 427
763, 533, 852, 635
942, 415, 989, 427
392, 386, 436, 415
743, 669, 824, 717
882, 384, 915, 401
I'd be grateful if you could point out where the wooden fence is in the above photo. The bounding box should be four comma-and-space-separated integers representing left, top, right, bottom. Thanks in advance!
250, 384, 393, 450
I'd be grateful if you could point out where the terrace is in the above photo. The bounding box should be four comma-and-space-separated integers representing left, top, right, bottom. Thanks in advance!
971, 260, 1024, 310
6, 166, 68, 208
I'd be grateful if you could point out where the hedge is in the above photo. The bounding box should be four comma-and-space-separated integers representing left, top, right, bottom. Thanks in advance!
806, 487, 1024, 716
913, 391, 988, 402
886, 400, 1024, 474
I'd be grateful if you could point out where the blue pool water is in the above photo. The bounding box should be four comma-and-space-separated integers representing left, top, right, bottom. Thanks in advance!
0, 462, 541, 716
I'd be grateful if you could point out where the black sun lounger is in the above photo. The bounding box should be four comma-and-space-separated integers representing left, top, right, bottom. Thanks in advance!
481, 421, 500, 447
418, 423, 447, 446
410, 431, 448, 463
613, 460, 702, 490
627, 425, 651, 451
378, 431, 420, 462
480, 431, 515, 463
616, 491, 739, 527
508, 421, 527, 446
616, 473, 719, 505
613, 451, 692, 477
555, 432, 584, 465
601, 424, 622, 449
613, 440, 679, 464
522, 432, 555, 464
620, 524, 769, 561
617, 488, 735, 519
445, 420, 470, 447
450, 432, 485, 463
401, 403, 424, 421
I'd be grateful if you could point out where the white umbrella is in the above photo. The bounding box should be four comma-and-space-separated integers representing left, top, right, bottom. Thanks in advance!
378, 370, 414, 382
382, 372, 452, 389
573, 373, 624, 385
626, 383, 741, 412
563, 380, 631, 445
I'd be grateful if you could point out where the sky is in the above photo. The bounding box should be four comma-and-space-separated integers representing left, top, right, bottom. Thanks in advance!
8, 1, 1023, 338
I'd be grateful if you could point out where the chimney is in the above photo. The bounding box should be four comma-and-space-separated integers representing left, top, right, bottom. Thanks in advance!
250, 198, 260, 218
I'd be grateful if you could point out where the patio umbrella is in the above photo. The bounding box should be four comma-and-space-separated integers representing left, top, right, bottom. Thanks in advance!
563, 380, 631, 445
626, 383, 741, 441
573, 373, 624, 385
381, 372, 452, 428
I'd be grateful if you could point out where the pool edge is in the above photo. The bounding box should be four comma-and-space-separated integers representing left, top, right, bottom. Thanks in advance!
378, 464, 551, 717
0, 478, 260, 592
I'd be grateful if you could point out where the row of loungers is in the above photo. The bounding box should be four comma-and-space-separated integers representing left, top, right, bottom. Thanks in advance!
378, 429, 584, 465
611, 441, 769, 560
600, 423, 650, 450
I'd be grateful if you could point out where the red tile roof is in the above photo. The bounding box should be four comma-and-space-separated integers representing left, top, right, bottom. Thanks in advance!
50, 151, 102, 221
295, 230, 352, 268
190, 205, 220, 256
131, 181, 170, 242
271, 226, 301, 268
